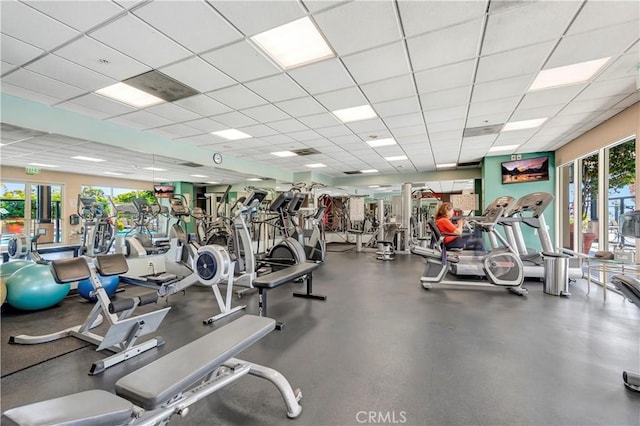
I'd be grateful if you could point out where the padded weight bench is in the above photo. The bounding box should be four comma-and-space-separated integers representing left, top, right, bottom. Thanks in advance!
2, 315, 303, 425
253, 261, 325, 329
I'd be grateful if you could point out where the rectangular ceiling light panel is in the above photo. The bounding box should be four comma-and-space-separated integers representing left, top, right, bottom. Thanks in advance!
72, 155, 105, 162
488, 144, 520, 152
271, 151, 298, 157
332, 105, 377, 123
211, 129, 252, 140
385, 155, 408, 161
528, 57, 610, 91
251, 17, 334, 69
305, 163, 326, 168
95, 82, 165, 108
366, 138, 396, 147
502, 118, 547, 131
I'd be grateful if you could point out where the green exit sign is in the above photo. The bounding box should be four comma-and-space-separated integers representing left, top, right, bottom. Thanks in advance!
25, 167, 40, 175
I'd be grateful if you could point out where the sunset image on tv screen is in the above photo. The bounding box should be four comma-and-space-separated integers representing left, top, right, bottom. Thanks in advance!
501, 156, 549, 184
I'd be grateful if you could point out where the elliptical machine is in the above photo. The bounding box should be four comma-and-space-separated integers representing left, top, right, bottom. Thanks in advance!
261, 192, 307, 270
411, 206, 527, 296
77, 195, 115, 257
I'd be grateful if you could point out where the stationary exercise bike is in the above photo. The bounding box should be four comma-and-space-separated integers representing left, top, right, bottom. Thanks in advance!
411, 206, 527, 296
610, 210, 640, 392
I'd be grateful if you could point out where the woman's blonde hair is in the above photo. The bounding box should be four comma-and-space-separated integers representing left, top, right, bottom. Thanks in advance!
435, 202, 453, 219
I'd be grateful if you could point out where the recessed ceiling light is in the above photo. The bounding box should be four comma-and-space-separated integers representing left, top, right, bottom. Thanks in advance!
436, 163, 457, 169
144, 167, 166, 171
103, 171, 124, 176
211, 129, 252, 140
368, 185, 380, 188
332, 105, 377, 123
305, 163, 326, 168
95, 82, 165, 108
361, 169, 378, 173
502, 118, 547, 131
488, 144, 520, 153
72, 155, 105, 162
366, 138, 396, 147
153, 177, 169, 181
271, 151, 298, 157
206, 181, 220, 185
191, 174, 208, 178
251, 17, 334, 69
247, 178, 262, 181
528, 57, 610, 91
28, 162, 58, 168
385, 155, 408, 161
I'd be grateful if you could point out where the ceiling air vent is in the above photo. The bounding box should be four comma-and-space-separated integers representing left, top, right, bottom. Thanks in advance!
462, 124, 504, 138
457, 161, 481, 169
292, 148, 321, 156
124, 70, 199, 102
178, 162, 204, 168
343, 171, 362, 175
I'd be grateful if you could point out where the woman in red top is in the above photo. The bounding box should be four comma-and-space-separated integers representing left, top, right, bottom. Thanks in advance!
435, 202, 485, 251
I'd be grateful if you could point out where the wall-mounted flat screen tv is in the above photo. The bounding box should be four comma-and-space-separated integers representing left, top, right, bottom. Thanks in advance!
154, 185, 175, 198
501, 156, 549, 185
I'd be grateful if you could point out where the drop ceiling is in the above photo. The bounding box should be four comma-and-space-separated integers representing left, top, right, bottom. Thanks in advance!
1, 0, 638, 195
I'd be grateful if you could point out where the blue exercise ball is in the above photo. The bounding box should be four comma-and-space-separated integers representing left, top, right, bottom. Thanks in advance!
77, 275, 120, 301
6, 263, 70, 311
0, 260, 34, 278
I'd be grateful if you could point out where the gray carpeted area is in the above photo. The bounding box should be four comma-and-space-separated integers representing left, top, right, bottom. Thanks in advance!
1, 251, 639, 425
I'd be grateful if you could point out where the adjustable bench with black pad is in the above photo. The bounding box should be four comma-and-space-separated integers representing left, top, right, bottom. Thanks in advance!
253, 261, 325, 329
2, 315, 303, 425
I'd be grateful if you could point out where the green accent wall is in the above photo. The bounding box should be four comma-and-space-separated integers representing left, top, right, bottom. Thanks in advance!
483, 153, 556, 252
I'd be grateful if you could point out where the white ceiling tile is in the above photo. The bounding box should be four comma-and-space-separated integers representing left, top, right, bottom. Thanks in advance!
181, 118, 226, 133
613, 91, 640, 109
2, 68, 85, 100
471, 73, 535, 103
55, 36, 151, 81
414, 60, 475, 95
574, 77, 637, 102
342, 41, 410, 85
201, 41, 280, 83
160, 57, 235, 93
559, 95, 629, 115
211, 0, 306, 36
286, 130, 322, 142
314, 1, 402, 56
396, 134, 428, 145
26, 54, 115, 91
207, 85, 267, 110
245, 74, 308, 103
132, 1, 242, 54
383, 113, 424, 130
242, 104, 291, 122
345, 118, 387, 134
567, 1, 640, 36
1, 60, 17, 75
89, 15, 192, 68
288, 58, 354, 95
261, 134, 296, 145
597, 49, 640, 82
1, 34, 44, 66
391, 125, 426, 138
111, 110, 174, 130
175, 94, 231, 117
314, 86, 368, 111
275, 97, 327, 117
360, 74, 415, 103
475, 41, 555, 83
398, 1, 488, 38
595, 107, 627, 123
482, 2, 580, 55
420, 86, 471, 111
55, 101, 111, 120
423, 105, 468, 123
509, 104, 565, 121
429, 129, 462, 143
24, 0, 124, 32
210, 111, 258, 128
150, 123, 201, 138
145, 103, 201, 123
407, 19, 483, 71
545, 20, 640, 69
468, 95, 520, 117
315, 125, 353, 137
61, 93, 136, 117
518, 85, 585, 110
267, 119, 308, 133
373, 96, 421, 118
297, 113, 342, 128
544, 113, 594, 128
465, 113, 509, 128
426, 118, 466, 134
493, 130, 537, 143
237, 124, 281, 138
0, 1, 79, 50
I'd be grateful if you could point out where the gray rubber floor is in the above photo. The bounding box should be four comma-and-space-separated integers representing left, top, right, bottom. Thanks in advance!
2, 250, 639, 425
